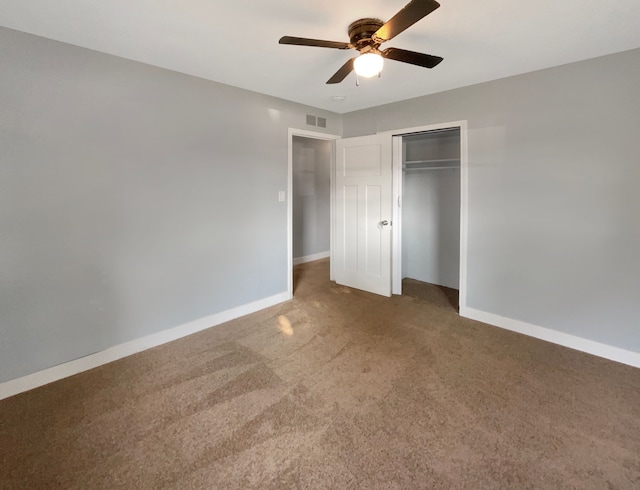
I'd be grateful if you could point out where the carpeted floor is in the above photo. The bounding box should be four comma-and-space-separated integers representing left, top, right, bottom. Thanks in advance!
1, 258, 640, 489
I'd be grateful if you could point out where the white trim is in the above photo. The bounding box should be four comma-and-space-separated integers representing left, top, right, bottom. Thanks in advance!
387, 121, 469, 308
391, 135, 403, 295
460, 306, 640, 369
458, 121, 469, 309
292, 251, 330, 266
287, 128, 340, 298
0, 291, 290, 400
377, 120, 469, 137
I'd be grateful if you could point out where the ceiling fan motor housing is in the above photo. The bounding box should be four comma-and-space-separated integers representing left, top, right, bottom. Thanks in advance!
348, 18, 384, 49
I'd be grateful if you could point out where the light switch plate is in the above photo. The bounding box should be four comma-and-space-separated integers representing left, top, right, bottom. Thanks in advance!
278, 190, 286, 202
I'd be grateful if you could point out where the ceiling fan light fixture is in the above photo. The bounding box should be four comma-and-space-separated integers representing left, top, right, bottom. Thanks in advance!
279, 0, 443, 84
354, 52, 384, 78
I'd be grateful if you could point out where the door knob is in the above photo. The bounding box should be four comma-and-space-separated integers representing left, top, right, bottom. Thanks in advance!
380, 220, 389, 226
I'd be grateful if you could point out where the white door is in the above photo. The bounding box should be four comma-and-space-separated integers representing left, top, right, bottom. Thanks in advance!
334, 134, 392, 296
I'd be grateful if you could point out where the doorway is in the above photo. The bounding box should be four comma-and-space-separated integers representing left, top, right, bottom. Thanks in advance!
287, 129, 339, 298
391, 121, 468, 308
399, 128, 461, 308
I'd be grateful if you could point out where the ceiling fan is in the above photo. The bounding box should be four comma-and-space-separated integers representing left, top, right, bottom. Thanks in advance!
279, 0, 443, 84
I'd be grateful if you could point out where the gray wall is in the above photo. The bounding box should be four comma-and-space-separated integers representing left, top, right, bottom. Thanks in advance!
0, 26, 341, 383
345, 48, 640, 353
402, 168, 461, 289
292, 136, 331, 260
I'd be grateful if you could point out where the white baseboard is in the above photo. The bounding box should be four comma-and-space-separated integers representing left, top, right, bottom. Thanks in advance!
460, 306, 640, 369
293, 251, 330, 266
0, 291, 291, 401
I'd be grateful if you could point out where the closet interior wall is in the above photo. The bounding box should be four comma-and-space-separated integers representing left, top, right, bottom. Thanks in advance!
402, 128, 461, 290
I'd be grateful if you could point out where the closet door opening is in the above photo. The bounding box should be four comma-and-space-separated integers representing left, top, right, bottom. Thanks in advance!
398, 127, 462, 308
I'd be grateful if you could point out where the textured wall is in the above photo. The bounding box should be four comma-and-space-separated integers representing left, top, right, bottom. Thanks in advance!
344, 48, 640, 353
0, 27, 341, 382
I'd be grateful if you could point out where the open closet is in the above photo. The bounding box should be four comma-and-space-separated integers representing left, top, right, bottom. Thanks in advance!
401, 127, 461, 292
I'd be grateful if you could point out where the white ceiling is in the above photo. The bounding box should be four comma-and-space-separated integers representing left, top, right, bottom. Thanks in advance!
1, 0, 640, 113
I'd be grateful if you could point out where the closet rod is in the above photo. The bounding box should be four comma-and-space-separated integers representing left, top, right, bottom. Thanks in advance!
403, 166, 460, 171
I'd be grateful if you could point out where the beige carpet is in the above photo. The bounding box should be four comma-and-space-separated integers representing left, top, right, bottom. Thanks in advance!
2, 258, 640, 489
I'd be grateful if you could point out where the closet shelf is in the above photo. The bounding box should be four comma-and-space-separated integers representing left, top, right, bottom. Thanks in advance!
403, 158, 460, 170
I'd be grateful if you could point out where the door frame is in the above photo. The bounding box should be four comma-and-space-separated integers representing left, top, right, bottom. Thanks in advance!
379, 120, 468, 309
287, 128, 340, 298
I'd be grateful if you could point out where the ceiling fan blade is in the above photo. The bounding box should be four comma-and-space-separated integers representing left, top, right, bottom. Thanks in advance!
374, 0, 440, 42
326, 58, 355, 84
382, 47, 443, 68
279, 36, 351, 50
